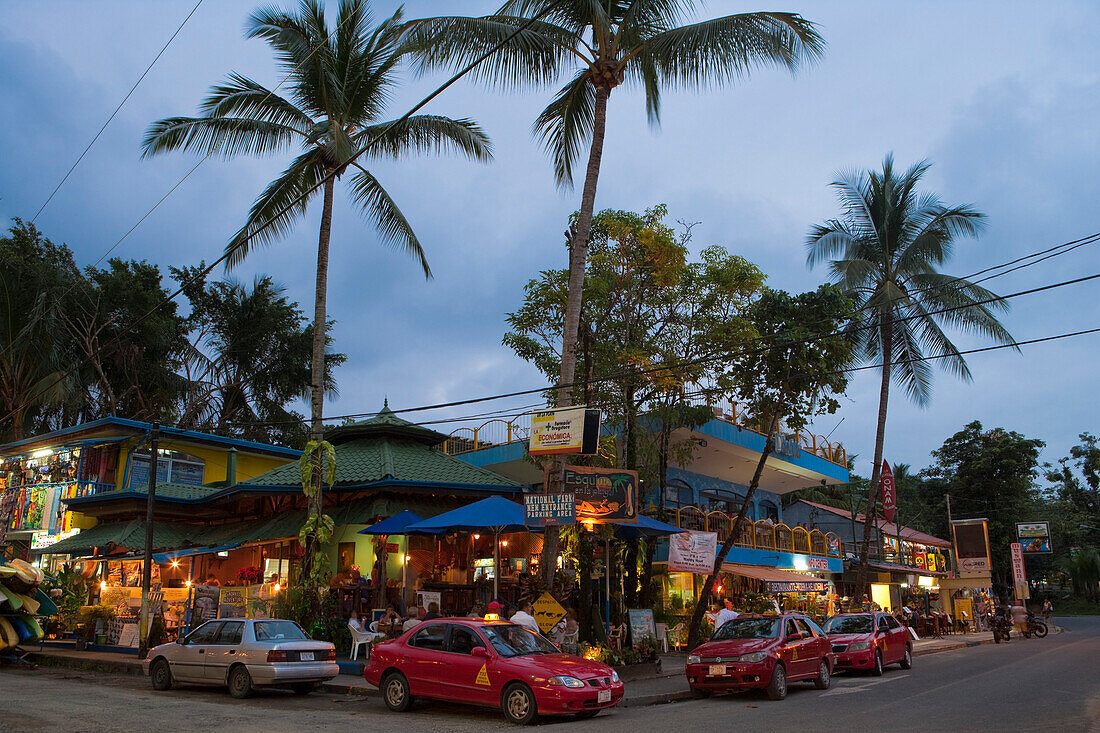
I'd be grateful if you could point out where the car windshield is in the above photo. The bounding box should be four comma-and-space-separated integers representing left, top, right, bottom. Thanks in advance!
712, 618, 780, 640
824, 616, 873, 634
481, 624, 558, 657
254, 620, 308, 642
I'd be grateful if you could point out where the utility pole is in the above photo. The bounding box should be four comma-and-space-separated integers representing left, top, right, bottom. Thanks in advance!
945, 494, 956, 575
139, 424, 160, 659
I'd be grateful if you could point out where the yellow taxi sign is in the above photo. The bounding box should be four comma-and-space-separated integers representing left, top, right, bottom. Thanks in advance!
532, 592, 568, 633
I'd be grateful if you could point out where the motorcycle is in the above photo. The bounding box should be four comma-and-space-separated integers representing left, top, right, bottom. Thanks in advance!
1023, 611, 1048, 639
989, 612, 1013, 643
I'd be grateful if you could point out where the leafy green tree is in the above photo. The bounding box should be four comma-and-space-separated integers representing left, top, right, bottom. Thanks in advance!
806, 154, 1016, 591
172, 266, 345, 447
686, 285, 853, 649
922, 420, 1043, 593
406, 3, 823, 582
0, 220, 81, 440
142, 0, 492, 445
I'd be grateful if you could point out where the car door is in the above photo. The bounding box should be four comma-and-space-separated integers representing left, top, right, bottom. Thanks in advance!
883, 614, 907, 663
795, 618, 827, 673
205, 620, 245, 682
876, 615, 895, 662
778, 619, 806, 679
442, 625, 497, 706
174, 621, 222, 682
402, 623, 449, 696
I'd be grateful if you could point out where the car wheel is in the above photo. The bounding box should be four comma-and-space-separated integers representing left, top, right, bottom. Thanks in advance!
813, 660, 831, 690
691, 688, 712, 699
382, 672, 413, 712
227, 665, 253, 699
149, 659, 173, 691
292, 683, 318, 695
502, 682, 538, 726
900, 646, 913, 670
765, 664, 787, 701
871, 652, 883, 677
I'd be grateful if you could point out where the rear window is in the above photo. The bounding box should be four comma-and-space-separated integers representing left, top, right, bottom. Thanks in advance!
254, 621, 308, 642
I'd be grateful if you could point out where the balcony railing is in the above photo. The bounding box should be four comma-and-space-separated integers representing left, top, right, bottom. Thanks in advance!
839, 542, 949, 573
440, 398, 848, 468
667, 505, 841, 558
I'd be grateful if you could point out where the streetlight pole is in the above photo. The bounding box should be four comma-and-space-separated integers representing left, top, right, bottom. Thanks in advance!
139, 424, 160, 658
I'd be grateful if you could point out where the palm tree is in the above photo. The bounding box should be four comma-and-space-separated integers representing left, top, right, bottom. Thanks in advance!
142, 0, 493, 444
806, 154, 1016, 591
404, 0, 823, 585
403, 1, 823, 411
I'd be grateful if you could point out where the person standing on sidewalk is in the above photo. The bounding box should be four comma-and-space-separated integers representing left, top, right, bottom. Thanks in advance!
1010, 600, 1028, 635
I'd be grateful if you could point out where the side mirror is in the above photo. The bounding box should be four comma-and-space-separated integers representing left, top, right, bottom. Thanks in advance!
470, 646, 489, 658
177, 637, 186, 645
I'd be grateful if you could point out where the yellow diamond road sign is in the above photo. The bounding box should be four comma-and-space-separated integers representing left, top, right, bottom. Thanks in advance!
532, 592, 567, 633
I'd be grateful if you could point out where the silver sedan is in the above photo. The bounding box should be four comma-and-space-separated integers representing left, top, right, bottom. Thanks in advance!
143, 618, 339, 698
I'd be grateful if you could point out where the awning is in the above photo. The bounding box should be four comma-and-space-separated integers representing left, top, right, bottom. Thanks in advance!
722, 562, 829, 593
153, 544, 241, 564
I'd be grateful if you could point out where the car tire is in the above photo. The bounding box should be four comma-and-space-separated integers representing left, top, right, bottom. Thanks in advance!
900, 646, 913, 670
292, 683, 318, 695
502, 682, 538, 726
228, 665, 253, 699
382, 671, 414, 712
149, 659, 173, 691
691, 688, 712, 699
871, 652, 883, 677
813, 660, 831, 690
765, 663, 787, 701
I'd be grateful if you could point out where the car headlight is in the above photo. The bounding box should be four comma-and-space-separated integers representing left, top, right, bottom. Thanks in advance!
611, 670, 620, 683
549, 676, 586, 688
738, 652, 768, 663
687, 655, 701, 665
848, 641, 870, 651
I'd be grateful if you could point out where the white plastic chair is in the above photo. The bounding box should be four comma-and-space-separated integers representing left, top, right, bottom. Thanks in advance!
348, 622, 372, 660
667, 622, 685, 651
654, 623, 669, 653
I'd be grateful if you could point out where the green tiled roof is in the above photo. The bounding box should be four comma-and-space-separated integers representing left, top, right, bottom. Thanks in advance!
109, 482, 222, 501
324, 404, 448, 446
39, 520, 201, 555
246, 435, 518, 489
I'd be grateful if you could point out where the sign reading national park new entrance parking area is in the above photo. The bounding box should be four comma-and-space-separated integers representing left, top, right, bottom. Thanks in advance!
563, 465, 637, 524
524, 492, 575, 527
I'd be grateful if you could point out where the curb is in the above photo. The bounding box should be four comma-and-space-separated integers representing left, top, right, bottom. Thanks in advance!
621, 690, 694, 707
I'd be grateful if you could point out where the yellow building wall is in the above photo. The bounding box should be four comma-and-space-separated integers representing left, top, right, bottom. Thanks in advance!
325, 524, 407, 581
107, 437, 294, 488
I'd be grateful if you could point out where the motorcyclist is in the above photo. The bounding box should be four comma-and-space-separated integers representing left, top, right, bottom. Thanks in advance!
992, 603, 1012, 641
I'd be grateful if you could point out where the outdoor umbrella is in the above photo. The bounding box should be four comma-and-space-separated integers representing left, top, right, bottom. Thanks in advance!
407, 496, 537, 599
357, 510, 430, 535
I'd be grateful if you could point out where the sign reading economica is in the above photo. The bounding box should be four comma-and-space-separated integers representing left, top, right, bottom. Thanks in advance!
563, 465, 637, 524
1017, 522, 1052, 554
529, 407, 601, 455
524, 492, 575, 527
668, 531, 718, 574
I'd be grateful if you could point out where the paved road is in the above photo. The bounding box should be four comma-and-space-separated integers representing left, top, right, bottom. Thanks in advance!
1, 617, 1097, 733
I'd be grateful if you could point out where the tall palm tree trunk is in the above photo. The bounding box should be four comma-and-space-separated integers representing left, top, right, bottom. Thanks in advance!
542, 84, 610, 587
855, 317, 893, 594
310, 176, 335, 442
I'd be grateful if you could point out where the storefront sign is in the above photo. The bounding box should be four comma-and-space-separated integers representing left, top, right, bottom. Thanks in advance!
192, 584, 220, 624
564, 466, 637, 524
532, 592, 567, 633
30, 528, 79, 550
668, 531, 718, 574
529, 407, 601, 456
769, 579, 828, 593
417, 591, 442, 612
627, 608, 657, 644
1016, 522, 1052, 553
524, 492, 575, 527
951, 519, 992, 578
880, 460, 896, 523
218, 587, 247, 618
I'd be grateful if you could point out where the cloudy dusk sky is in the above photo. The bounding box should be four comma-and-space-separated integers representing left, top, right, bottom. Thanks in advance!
2, 1, 1098, 478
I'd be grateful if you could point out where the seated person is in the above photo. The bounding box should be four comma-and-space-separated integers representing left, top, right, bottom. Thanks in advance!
347, 610, 364, 632
402, 606, 422, 631
204, 573, 220, 587
423, 602, 442, 621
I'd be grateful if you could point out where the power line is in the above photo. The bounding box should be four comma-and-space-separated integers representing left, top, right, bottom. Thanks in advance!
0, 3, 562, 429
30, 0, 204, 224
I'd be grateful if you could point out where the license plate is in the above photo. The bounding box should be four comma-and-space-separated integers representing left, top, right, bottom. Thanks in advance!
597, 689, 611, 703
708, 665, 726, 676
300, 651, 314, 662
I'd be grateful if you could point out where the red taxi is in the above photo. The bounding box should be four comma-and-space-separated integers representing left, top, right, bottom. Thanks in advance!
364, 617, 624, 725
823, 612, 913, 675
685, 614, 833, 700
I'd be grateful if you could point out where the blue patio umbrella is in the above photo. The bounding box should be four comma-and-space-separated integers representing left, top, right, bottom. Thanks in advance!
358, 510, 433, 535
407, 496, 537, 598
608, 514, 686, 540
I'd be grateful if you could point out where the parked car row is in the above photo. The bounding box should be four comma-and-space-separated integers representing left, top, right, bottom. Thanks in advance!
143, 611, 912, 725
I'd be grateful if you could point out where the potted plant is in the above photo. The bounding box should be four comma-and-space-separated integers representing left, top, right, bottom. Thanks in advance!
236, 566, 263, 585
76, 605, 116, 647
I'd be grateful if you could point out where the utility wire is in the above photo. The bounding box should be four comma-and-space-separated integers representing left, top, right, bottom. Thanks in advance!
30, 0, 204, 224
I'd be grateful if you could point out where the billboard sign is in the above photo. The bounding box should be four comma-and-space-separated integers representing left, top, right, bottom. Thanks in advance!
529, 407, 601, 456
524, 492, 575, 527
951, 519, 992, 579
1016, 522, 1052, 554
563, 465, 637, 524
668, 531, 718, 574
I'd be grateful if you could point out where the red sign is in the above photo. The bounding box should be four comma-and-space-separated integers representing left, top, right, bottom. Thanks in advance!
1010, 542, 1026, 585
880, 460, 896, 523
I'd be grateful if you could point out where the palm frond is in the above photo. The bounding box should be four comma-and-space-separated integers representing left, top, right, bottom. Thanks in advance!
645, 12, 824, 89
141, 116, 302, 159
353, 115, 493, 162
889, 308, 936, 407
498, 0, 611, 36
346, 168, 431, 279
225, 151, 327, 268
533, 69, 596, 188
199, 73, 315, 132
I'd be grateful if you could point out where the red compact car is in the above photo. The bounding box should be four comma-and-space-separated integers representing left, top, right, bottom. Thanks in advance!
364, 618, 624, 725
685, 614, 833, 700
823, 612, 913, 675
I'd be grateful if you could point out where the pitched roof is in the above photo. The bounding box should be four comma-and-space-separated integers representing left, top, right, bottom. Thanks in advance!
795, 500, 951, 548
324, 404, 448, 446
